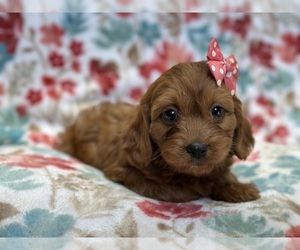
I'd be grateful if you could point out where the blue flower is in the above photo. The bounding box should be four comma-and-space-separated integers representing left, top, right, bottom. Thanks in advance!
272, 155, 300, 170
138, 21, 161, 46
0, 107, 28, 145
0, 43, 13, 72
0, 209, 75, 237
262, 70, 293, 90
233, 163, 259, 178
254, 173, 297, 194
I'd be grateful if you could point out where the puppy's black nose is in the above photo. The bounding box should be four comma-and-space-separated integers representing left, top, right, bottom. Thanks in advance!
187, 143, 208, 159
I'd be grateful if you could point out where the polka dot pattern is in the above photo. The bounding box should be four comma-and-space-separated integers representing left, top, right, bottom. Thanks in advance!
206, 38, 239, 95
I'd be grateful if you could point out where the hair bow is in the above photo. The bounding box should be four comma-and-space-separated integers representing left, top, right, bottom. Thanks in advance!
206, 38, 239, 96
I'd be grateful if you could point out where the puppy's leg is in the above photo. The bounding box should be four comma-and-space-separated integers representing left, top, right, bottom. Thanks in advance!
105, 166, 201, 202
211, 172, 260, 203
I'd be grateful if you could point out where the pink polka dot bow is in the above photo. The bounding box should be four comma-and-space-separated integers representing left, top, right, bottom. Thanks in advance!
206, 38, 239, 95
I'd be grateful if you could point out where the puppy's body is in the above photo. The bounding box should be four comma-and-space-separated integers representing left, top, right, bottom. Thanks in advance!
57, 61, 260, 202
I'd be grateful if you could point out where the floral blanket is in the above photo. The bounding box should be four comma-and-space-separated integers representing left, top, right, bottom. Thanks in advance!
1, 142, 300, 240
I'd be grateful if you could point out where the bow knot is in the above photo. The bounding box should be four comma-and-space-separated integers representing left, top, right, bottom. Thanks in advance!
206, 38, 239, 95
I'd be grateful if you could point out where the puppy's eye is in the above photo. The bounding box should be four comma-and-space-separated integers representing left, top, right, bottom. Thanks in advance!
211, 106, 224, 118
163, 109, 178, 123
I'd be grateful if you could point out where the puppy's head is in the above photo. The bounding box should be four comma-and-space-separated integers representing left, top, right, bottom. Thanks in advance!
123, 61, 254, 176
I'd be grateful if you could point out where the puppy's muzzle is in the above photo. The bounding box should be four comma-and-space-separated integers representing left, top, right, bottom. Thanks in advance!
186, 142, 208, 159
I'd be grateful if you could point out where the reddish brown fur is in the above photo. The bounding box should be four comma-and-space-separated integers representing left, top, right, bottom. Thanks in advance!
56, 61, 260, 202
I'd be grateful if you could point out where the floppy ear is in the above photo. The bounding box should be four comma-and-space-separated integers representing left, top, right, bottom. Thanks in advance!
232, 95, 255, 160
121, 103, 153, 169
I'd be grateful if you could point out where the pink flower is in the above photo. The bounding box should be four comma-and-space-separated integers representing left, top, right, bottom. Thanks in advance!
137, 200, 211, 220
42, 75, 56, 88
219, 14, 251, 39
89, 59, 119, 95
69, 40, 83, 57
26, 89, 42, 105
40, 23, 64, 47
16, 105, 27, 117
60, 79, 76, 94
71, 61, 81, 73
286, 225, 300, 237
249, 40, 274, 69
0, 154, 76, 170
0, 13, 23, 54
48, 51, 64, 68
276, 33, 300, 63
28, 131, 58, 147
47, 88, 61, 100
129, 87, 143, 101
139, 41, 194, 79
185, 13, 201, 23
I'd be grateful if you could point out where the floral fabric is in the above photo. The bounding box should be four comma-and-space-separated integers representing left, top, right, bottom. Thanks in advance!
1, 142, 300, 239
0, 5, 299, 146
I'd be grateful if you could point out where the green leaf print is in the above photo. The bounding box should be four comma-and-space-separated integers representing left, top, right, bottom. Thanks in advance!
0, 166, 43, 190
203, 212, 284, 237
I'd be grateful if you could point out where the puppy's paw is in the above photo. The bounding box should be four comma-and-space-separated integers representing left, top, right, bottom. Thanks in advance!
212, 182, 260, 203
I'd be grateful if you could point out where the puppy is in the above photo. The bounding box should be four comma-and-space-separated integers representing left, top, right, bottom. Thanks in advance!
56, 61, 260, 203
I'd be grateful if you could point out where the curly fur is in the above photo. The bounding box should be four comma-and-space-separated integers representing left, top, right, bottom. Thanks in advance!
56, 61, 260, 202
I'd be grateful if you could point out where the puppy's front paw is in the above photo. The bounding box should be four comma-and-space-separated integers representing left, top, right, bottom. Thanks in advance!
212, 183, 260, 203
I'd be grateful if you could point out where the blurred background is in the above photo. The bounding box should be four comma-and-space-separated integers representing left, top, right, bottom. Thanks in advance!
0, 0, 299, 146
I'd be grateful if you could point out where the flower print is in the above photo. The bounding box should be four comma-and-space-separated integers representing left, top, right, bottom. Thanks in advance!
47, 88, 61, 100
184, 13, 201, 23
249, 40, 274, 69
138, 21, 161, 46
60, 79, 76, 94
42, 75, 56, 88
26, 89, 42, 105
28, 131, 58, 147
274, 125, 289, 138
0, 154, 76, 170
265, 125, 289, 144
286, 226, 300, 237
250, 115, 265, 133
137, 200, 211, 220
69, 40, 83, 57
71, 61, 80, 73
16, 105, 27, 117
40, 23, 64, 47
0, 209, 74, 237
89, 59, 119, 95
0, 43, 14, 71
276, 32, 300, 63
129, 87, 143, 101
0, 13, 23, 54
219, 14, 251, 39
139, 41, 194, 79
48, 51, 64, 68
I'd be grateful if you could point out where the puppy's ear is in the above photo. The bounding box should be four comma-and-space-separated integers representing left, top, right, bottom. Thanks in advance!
122, 103, 152, 169
232, 96, 255, 160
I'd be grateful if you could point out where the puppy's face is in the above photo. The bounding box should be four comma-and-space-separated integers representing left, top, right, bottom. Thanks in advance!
144, 61, 253, 176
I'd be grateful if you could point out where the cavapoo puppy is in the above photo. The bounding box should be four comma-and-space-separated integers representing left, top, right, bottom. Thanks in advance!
57, 60, 260, 203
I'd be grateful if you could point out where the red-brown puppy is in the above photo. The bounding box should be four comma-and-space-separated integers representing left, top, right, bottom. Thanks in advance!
57, 61, 260, 202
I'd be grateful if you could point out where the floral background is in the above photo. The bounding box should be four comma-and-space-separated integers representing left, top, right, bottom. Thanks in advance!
0, 1, 299, 146
1, 0, 300, 245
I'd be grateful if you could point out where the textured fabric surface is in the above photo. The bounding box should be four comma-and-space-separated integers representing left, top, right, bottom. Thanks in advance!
1, 142, 300, 238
